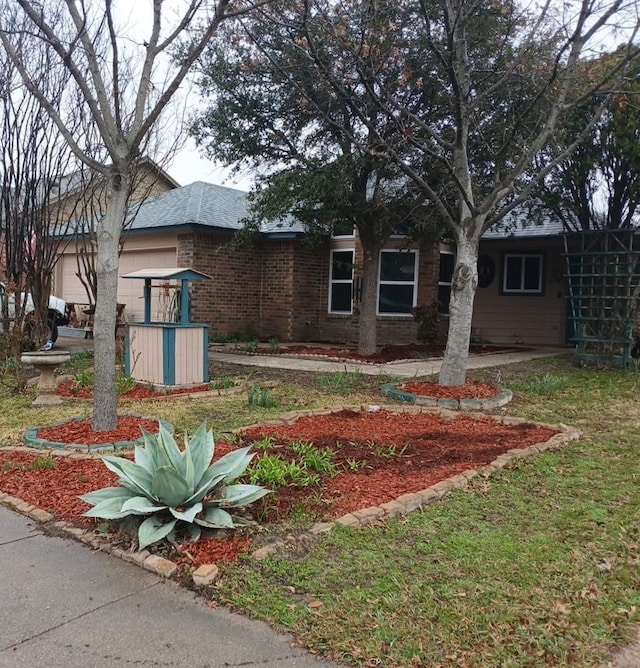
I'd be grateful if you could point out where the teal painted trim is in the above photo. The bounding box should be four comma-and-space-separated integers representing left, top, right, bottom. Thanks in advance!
24, 416, 174, 452
202, 326, 209, 382
163, 327, 176, 385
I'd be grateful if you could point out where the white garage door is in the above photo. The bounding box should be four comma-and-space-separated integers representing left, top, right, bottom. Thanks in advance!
57, 247, 177, 323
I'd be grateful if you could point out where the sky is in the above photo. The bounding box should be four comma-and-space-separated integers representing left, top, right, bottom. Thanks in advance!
116, 2, 256, 192
164, 136, 254, 191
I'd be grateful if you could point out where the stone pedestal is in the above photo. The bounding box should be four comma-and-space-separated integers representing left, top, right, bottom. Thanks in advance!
20, 351, 71, 406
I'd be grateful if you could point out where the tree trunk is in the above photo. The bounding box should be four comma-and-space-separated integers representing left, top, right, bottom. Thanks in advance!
357, 244, 381, 356
438, 228, 480, 386
92, 169, 129, 431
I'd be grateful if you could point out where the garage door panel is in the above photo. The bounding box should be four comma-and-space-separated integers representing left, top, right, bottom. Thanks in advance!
57, 247, 177, 323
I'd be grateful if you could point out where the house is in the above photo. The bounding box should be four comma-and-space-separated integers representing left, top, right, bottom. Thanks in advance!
55, 181, 443, 344
56, 180, 581, 347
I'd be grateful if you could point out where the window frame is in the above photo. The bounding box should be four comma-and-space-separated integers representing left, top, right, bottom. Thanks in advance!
377, 249, 419, 317
501, 252, 545, 295
328, 248, 355, 314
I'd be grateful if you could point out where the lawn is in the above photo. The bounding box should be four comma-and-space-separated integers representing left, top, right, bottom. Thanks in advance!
1, 351, 640, 666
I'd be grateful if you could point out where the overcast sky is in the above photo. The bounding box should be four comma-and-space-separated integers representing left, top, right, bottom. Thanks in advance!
117, 2, 255, 192
165, 137, 254, 191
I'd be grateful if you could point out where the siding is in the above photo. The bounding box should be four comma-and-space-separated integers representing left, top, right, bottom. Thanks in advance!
472, 238, 567, 345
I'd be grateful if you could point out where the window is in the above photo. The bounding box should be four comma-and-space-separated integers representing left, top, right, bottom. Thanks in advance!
438, 251, 455, 314
329, 250, 354, 313
378, 250, 418, 315
502, 253, 544, 294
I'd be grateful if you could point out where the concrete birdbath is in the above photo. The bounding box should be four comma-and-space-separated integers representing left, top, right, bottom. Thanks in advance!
20, 350, 71, 406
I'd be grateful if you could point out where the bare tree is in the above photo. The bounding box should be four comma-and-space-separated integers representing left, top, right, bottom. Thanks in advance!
364, 1, 640, 385
0, 27, 81, 358
0, 0, 269, 430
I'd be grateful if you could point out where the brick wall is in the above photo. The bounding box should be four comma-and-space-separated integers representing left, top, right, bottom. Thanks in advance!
177, 231, 263, 336
177, 229, 441, 346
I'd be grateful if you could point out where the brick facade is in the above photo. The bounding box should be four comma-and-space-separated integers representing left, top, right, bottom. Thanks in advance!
177, 229, 441, 346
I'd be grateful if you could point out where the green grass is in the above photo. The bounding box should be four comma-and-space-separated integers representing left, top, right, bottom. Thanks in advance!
4, 350, 640, 666
210, 356, 640, 667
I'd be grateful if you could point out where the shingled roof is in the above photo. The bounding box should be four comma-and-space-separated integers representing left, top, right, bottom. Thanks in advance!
482, 209, 565, 239
126, 181, 304, 235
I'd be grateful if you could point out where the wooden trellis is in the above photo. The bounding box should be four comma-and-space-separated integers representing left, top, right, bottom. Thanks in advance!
563, 229, 640, 368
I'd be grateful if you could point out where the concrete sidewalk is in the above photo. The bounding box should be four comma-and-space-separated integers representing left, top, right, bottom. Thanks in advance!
0, 506, 338, 667
209, 346, 569, 377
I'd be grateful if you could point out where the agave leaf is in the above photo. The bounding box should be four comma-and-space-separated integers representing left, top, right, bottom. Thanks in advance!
138, 516, 177, 550
140, 428, 168, 470
219, 484, 270, 507
83, 496, 135, 520
180, 436, 195, 490
182, 470, 227, 507
133, 443, 151, 472
155, 424, 183, 471
151, 466, 191, 507
194, 506, 235, 529
218, 446, 255, 483
121, 496, 166, 515
169, 501, 203, 523
188, 423, 215, 483
101, 456, 154, 499
79, 486, 136, 506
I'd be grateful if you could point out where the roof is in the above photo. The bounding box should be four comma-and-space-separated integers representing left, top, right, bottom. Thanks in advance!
121, 268, 212, 281
125, 181, 304, 236
482, 209, 565, 240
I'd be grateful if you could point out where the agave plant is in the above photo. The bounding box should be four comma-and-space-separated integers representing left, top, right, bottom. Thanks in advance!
80, 422, 269, 549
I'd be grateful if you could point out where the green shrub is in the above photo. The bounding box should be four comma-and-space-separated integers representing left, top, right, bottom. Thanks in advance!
80, 422, 269, 549
248, 384, 278, 408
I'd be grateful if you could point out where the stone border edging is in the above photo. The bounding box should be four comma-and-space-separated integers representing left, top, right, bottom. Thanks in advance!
1, 403, 580, 585
23, 415, 175, 453
240, 404, 580, 558
381, 382, 513, 410
56, 382, 248, 403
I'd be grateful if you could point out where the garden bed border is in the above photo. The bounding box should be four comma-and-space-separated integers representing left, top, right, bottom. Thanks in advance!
1, 403, 580, 583
381, 382, 513, 410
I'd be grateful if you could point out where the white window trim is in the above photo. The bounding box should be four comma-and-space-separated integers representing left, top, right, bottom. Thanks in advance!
502, 253, 544, 294
377, 249, 419, 316
328, 248, 355, 314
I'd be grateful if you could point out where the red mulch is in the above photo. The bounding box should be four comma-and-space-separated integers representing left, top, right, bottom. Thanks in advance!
1, 402, 557, 568
57, 380, 211, 400
398, 380, 500, 399
238, 342, 530, 364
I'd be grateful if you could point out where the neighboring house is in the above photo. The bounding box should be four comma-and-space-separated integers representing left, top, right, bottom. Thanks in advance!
55, 181, 441, 345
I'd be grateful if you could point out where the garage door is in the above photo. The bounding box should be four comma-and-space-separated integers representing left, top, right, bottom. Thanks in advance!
57, 247, 177, 323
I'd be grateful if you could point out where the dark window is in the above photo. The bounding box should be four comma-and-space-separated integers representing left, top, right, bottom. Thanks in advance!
331, 220, 355, 237
503, 254, 543, 294
378, 251, 417, 315
329, 250, 354, 313
438, 251, 455, 314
